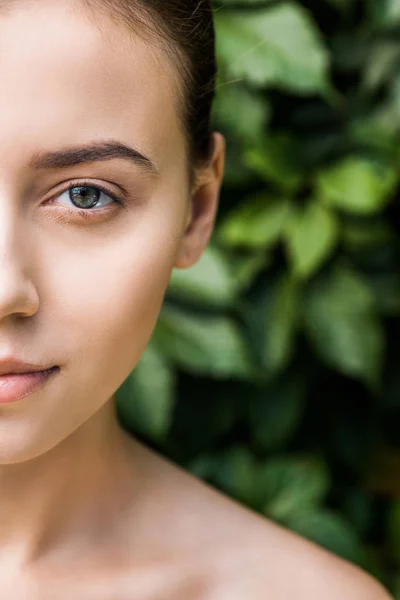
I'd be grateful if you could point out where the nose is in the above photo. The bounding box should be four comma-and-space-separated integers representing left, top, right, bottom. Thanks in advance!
0, 206, 40, 321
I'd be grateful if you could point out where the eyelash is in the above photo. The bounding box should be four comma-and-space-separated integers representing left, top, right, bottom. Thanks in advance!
48, 180, 128, 222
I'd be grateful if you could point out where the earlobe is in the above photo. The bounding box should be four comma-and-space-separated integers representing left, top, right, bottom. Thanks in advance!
174, 132, 225, 270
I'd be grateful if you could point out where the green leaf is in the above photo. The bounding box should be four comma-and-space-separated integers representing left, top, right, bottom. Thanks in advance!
167, 246, 238, 308
249, 371, 308, 451
302, 266, 385, 388
362, 42, 400, 91
244, 134, 304, 192
262, 276, 300, 373
284, 200, 339, 279
218, 194, 290, 249
245, 274, 300, 374
213, 446, 259, 506
350, 111, 399, 153
259, 455, 330, 521
212, 82, 270, 142
368, 0, 400, 27
189, 453, 221, 481
229, 252, 273, 292
317, 157, 397, 215
116, 343, 175, 441
154, 306, 253, 378
287, 510, 366, 565
214, 2, 330, 93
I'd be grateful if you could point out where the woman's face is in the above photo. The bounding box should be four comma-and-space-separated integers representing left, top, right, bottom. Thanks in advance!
0, 1, 223, 462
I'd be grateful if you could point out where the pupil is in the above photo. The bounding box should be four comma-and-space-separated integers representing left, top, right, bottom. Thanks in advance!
70, 186, 100, 209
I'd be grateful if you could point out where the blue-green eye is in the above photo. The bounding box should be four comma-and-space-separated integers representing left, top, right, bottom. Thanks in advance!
43, 180, 129, 225
45, 180, 128, 224
69, 186, 103, 209
59, 184, 118, 210
47, 181, 128, 223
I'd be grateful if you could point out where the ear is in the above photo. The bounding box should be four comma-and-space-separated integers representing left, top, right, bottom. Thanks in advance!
175, 132, 225, 269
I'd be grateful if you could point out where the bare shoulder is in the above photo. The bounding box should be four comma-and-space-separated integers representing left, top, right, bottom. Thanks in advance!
204, 514, 393, 600
125, 442, 393, 600
172, 469, 392, 599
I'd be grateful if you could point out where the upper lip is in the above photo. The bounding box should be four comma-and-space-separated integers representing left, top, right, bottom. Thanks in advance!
0, 359, 56, 376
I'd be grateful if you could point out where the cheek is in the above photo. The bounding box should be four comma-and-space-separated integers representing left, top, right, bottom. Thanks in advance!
45, 199, 184, 391
0, 194, 187, 463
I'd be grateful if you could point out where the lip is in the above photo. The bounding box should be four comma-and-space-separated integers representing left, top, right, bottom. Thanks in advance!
0, 367, 60, 404
0, 359, 57, 376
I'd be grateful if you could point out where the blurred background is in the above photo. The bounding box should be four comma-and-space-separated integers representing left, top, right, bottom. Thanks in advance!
116, 0, 400, 596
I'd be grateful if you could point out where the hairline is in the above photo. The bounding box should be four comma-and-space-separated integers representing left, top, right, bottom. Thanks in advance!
0, 0, 200, 186
78, 0, 199, 185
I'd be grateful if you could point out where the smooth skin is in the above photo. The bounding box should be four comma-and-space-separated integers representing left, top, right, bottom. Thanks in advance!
0, 1, 393, 598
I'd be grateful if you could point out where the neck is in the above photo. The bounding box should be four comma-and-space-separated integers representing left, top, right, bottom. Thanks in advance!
0, 397, 137, 571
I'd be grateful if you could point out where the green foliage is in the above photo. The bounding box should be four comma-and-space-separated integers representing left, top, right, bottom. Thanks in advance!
284, 200, 340, 277
117, 0, 400, 594
215, 3, 330, 93
153, 305, 253, 378
317, 157, 397, 215
117, 341, 176, 442
303, 266, 385, 390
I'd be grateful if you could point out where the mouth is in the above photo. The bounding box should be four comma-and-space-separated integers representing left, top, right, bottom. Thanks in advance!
0, 366, 60, 404
12, 367, 59, 376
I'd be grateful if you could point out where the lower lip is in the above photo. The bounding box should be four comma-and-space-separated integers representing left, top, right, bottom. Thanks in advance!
0, 367, 60, 404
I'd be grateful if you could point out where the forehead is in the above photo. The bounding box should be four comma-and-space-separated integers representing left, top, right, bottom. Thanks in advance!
0, 0, 185, 173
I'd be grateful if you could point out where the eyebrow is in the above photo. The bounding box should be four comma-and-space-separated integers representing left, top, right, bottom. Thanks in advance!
29, 140, 159, 175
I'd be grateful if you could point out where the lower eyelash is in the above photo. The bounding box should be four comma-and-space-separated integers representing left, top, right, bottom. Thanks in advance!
49, 207, 105, 227
65, 207, 100, 221
48, 181, 128, 224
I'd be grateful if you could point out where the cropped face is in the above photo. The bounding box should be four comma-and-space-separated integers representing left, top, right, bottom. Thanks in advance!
0, 0, 223, 462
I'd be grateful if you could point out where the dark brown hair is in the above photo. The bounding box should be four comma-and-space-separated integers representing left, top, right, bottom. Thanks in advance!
83, 0, 217, 169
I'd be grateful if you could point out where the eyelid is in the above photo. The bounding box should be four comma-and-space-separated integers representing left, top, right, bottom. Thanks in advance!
43, 179, 128, 224
47, 178, 126, 203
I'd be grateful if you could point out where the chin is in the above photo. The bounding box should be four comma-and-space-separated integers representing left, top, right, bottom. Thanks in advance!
0, 418, 69, 465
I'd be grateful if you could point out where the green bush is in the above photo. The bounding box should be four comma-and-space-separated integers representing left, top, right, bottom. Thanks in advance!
116, 1, 400, 595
